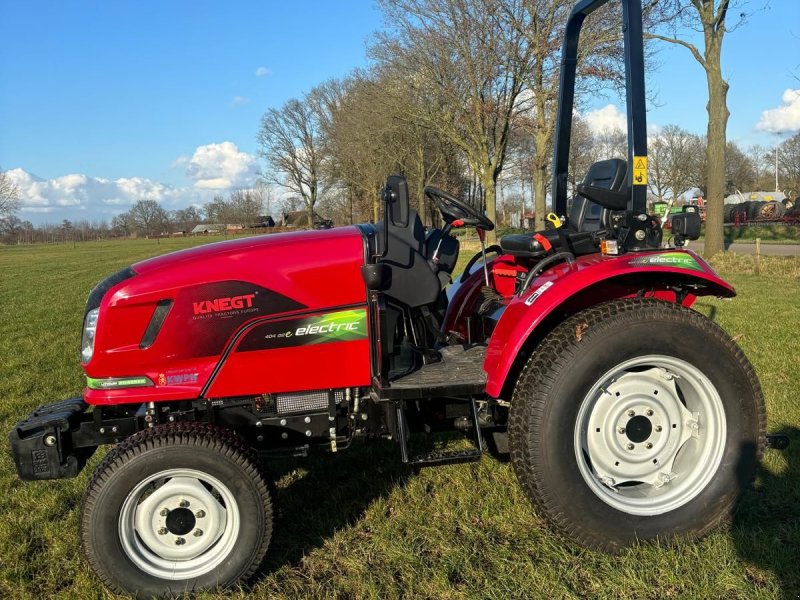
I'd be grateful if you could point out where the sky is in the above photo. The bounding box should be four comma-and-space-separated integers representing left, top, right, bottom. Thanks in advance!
1, 0, 798, 224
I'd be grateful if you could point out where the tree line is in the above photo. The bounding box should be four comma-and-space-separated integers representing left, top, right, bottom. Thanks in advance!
0, 186, 278, 244
2, 0, 797, 255
254, 0, 788, 255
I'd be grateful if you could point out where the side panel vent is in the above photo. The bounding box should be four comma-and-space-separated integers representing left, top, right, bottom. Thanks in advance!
273, 389, 346, 415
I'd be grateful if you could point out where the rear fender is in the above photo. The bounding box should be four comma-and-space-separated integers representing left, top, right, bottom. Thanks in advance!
483, 249, 734, 398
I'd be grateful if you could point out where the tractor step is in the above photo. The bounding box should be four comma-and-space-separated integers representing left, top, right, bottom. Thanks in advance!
396, 395, 485, 467
408, 448, 482, 467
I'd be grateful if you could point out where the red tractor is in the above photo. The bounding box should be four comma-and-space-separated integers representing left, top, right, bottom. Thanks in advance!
9, 0, 776, 597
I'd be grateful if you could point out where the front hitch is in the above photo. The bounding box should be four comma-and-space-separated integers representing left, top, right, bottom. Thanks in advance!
9, 397, 96, 480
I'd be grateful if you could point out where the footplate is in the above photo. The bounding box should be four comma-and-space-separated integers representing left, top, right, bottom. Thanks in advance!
9, 397, 94, 480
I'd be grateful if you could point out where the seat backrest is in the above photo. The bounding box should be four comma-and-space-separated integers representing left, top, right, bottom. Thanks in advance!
377, 176, 442, 309
569, 159, 628, 232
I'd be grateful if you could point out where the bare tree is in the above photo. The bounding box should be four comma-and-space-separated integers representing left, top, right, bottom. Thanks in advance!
503, 0, 626, 229
647, 125, 702, 202
258, 90, 327, 228
227, 189, 264, 225
747, 144, 771, 190
0, 169, 21, 217
725, 141, 756, 192
373, 0, 535, 243
171, 206, 203, 232
127, 200, 170, 237
648, 1, 750, 257
779, 133, 800, 196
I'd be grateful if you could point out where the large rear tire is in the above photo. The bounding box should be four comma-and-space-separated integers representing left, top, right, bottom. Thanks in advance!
509, 299, 765, 551
81, 422, 273, 598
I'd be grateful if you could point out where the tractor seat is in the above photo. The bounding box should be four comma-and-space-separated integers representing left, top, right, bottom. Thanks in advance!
500, 158, 627, 259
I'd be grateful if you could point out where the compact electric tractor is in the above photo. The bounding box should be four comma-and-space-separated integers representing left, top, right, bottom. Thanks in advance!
9, 0, 780, 597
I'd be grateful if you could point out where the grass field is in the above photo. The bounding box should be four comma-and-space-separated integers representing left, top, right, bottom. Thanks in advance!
0, 238, 798, 600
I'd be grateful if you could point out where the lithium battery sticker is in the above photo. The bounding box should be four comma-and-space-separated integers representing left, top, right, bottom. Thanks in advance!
525, 281, 554, 306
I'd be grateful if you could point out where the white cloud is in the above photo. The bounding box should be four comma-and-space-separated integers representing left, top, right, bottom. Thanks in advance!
4, 168, 197, 222
231, 95, 251, 106
5, 142, 261, 224
255, 66, 271, 77
584, 104, 627, 135
756, 89, 800, 133
181, 141, 259, 190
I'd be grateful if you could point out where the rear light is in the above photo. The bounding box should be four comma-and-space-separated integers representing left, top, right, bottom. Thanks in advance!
81, 308, 100, 364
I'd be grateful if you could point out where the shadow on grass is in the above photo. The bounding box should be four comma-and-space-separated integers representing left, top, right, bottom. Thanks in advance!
255, 439, 410, 577
733, 428, 800, 599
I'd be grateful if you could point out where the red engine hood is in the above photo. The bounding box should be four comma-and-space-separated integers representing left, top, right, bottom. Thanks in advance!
84, 226, 370, 405
133, 227, 364, 276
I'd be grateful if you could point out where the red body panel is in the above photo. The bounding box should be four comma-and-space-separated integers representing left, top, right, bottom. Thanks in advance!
83, 227, 370, 405
482, 249, 734, 398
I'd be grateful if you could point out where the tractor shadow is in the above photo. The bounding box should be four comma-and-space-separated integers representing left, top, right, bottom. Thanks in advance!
254, 439, 411, 577
733, 427, 800, 599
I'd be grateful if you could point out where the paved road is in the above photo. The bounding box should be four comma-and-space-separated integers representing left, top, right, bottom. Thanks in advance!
687, 242, 799, 256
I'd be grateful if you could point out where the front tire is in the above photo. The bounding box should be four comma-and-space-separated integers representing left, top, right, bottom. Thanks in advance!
509, 299, 765, 551
81, 422, 273, 598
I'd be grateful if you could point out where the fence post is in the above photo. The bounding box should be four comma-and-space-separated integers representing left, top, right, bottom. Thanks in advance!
754, 237, 761, 275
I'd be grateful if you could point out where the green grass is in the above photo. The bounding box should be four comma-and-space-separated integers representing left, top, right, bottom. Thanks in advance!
0, 238, 799, 599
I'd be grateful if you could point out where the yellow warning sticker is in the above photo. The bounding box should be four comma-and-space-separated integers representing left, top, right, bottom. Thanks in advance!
633, 156, 647, 185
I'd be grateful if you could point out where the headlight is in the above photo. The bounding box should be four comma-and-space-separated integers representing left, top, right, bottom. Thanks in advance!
81, 308, 100, 364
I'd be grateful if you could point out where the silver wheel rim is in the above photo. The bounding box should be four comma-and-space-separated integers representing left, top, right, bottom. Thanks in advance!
573, 355, 726, 516
118, 468, 240, 580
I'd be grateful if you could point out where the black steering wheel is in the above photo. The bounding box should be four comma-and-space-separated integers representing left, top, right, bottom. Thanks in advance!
424, 186, 495, 231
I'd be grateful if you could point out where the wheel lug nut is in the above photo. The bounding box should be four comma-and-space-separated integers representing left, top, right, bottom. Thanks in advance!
175, 537, 185, 545
158, 527, 168, 535
627, 410, 635, 417
645, 442, 653, 449
655, 425, 662, 432
626, 443, 634, 450
193, 529, 203, 537
195, 510, 206, 518
617, 427, 625, 434
160, 508, 169, 516
179, 500, 190, 508
646, 409, 654, 416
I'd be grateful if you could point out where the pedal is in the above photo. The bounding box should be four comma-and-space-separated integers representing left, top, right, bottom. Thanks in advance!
408, 448, 482, 467
766, 434, 790, 450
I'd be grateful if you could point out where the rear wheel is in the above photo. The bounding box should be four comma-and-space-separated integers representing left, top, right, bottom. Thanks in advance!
81, 423, 273, 598
509, 299, 765, 551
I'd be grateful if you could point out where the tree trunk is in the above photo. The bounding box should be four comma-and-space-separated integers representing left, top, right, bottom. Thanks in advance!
482, 174, 498, 245
307, 200, 316, 230
533, 163, 548, 231
703, 44, 729, 258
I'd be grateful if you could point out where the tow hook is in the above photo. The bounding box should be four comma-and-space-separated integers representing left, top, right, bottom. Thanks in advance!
766, 434, 790, 451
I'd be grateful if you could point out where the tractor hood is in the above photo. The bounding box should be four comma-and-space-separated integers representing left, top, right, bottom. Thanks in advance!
129, 226, 368, 310
83, 226, 369, 404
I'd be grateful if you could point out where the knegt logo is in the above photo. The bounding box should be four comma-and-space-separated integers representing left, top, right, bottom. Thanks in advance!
193, 294, 256, 315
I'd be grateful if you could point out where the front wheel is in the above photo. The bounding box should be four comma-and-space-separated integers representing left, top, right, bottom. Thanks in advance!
81, 422, 273, 598
509, 299, 765, 551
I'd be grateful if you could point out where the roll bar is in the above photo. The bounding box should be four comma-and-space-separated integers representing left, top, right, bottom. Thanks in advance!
551, 0, 647, 216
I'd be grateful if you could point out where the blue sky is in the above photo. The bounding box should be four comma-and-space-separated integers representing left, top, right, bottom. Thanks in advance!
0, 0, 798, 223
